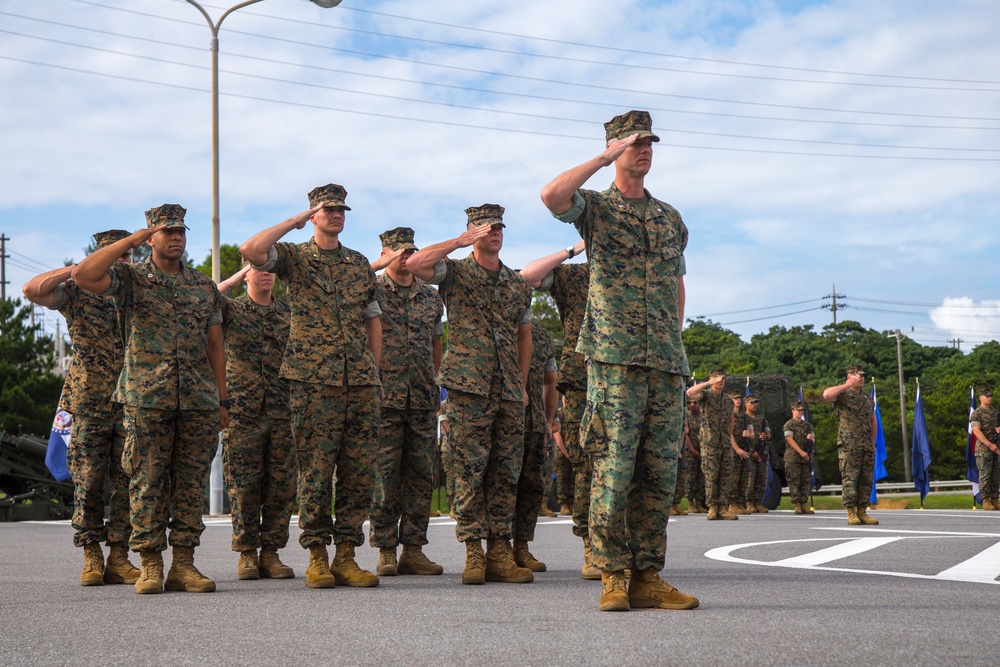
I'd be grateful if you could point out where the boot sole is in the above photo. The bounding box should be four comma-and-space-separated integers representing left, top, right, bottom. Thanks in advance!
259, 569, 295, 579
518, 563, 546, 573
485, 573, 534, 583
332, 575, 379, 588
164, 581, 216, 593
397, 566, 444, 575
461, 573, 486, 585
376, 567, 398, 576
599, 597, 631, 612
305, 578, 336, 588
581, 571, 603, 581
104, 572, 140, 585
237, 570, 261, 580
135, 584, 162, 594
629, 595, 700, 610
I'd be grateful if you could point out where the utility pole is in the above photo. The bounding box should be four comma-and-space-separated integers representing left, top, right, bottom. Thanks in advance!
950, 338, 964, 351
823, 283, 847, 326
0, 234, 9, 300
889, 329, 912, 482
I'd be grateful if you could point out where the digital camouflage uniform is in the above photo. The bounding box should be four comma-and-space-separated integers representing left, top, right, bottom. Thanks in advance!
729, 406, 752, 506
48, 279, 129, 548
783, 418, 814, 505
369, 272, 444, 549
514, 322, 557, 542
554, 183, 689, 573
104, 257, 223, 553
221, 294, 295, 553
698, 390, 734, 509
834, 389, 876, 508
255, 238, 382, 549
746, 412, 771, 505
970, 405, 1000, 503
683, 407, 706, 506
537, 263, 591, 537
428, 253, 533, 544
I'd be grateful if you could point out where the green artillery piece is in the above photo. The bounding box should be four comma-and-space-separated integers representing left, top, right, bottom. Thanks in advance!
0, 431, 74, 522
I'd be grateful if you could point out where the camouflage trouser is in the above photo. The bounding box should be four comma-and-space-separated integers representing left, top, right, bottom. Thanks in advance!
514, 413, 548, 542
68, 407, 130, 547
290, 381, 380, 549
121, 407, 218, 552
542, 434, 555, 501
838, 442, 875, 508
747, 455, 770, 504
369, 407, 437, 548
729, 447, 752, 505
976, 449, 1000, 501
222, 414, 296, 552
684, 449, 706, 506
447, 386, 524, 543
563, 388, 591, 539
675, 453, 687, 503
701, 440, 734, 507
583, 361, 683, 573
554, 446, 574, 506
441, 426, 456, 511
785, 454, 811, 504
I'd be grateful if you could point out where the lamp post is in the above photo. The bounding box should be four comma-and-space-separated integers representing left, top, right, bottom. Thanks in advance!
184, 0, 341, 282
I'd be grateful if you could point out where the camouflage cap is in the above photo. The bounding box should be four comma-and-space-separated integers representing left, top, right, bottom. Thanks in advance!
465, 203, 506, 228
144, 204, 188, 229
308, 183, 352, 211
708, 368, 726, 379
846, 364, 865, 375
979, 388, 993, 397
379, 226, 418, 252
727, 390, 743, 400
791, 401, 805, 411
93, 229, 130, 250
604, 110, 660, 143
745, 394, 759, 404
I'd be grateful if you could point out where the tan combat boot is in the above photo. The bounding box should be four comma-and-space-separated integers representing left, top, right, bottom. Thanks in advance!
398, 544, 444, 575
581, 536, 601, 580
628, 570, 700, 610
538, 506, 557, 518
706, 505, 719, 520
670, 503, 688, 516
330, 543, 379, 588
719, 504, 739, 520
485, 538, 534, 583
856, 506, 879, 525
304, 545, 336, 588
80, 542, 105, 586
730, 502, 750, 516
104, 542, 140, 585
754, 501, 769, 514
428, 509, 441, 518
793, 502, 804, 514
462, 539, 486, 585
803, 504, 815, 515
559, 503, 573, 517
237, 549, 260, 580
846, 507, 862, 525
599, 570, 630, 612
513, 540, 546, 573
134, 551, 164, 595
986, 498, 999, 511
165, 546, 216, 593
259, 548, 294, 579
376, 548, 398, 576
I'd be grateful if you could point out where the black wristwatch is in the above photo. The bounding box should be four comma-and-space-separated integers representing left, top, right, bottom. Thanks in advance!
219, 398, 232, 409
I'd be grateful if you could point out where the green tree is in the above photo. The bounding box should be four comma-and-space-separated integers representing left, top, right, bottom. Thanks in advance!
0, 298, 65, 435
531, 292, 563, 355
196, 244, 284, 299
683, 318, 751, 378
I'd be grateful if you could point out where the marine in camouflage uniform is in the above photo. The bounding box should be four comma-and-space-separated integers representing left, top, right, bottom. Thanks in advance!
542, 110, 699, 611
242, 184, 383, 589
512, 322, 558, 571
728, 393, 753, 514
744, 396, 772, 512
683, 400, 707, 512
407, 203, 535, 585
72, 205, 227, 595
520, 244, 600, 578
970, 389, 1000, 509
687, 372, 740, 520
823, 364, 878, 525
22, 229, 140, 586
217, 264, 297, 580
367, 227, 446, 576
783, 402, 815, 513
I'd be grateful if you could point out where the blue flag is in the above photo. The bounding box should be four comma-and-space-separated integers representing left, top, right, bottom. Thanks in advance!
911, 383, 931, 501
966, 386, 981, 505
45, 409, 72, 482
870, 383, 888, 505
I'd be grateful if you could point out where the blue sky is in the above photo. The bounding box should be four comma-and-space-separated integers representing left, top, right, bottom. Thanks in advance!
2, 0, 998, 351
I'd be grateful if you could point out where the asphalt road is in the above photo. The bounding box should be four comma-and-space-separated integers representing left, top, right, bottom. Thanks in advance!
2, 508, 999, 666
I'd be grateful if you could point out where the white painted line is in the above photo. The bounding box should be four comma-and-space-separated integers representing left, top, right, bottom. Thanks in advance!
934, 540, 1000, 582
774, 536, 902, 566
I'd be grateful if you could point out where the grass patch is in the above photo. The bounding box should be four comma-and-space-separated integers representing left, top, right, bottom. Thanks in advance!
680, 493, 982, 512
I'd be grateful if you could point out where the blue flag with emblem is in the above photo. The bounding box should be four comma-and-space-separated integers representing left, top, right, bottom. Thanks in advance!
869, 382, 888, 505
965, 386, 981, 506
911, 381, 931, 502
44, 408, 72, 482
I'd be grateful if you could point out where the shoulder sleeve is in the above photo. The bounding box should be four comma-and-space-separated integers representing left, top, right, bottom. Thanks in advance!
102, 262, 129, 298
46, 282, 71, 311
252, 245, 280, 273
537, 269, 555, 293
552, 191, 586, 223
426, 259, 449, 286
208, 283, 223, 327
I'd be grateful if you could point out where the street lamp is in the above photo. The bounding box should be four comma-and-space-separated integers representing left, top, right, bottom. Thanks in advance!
184, 0, 341, 282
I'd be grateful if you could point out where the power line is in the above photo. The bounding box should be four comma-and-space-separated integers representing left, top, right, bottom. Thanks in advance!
697, 298, 823, 317
716, 307, 821, 326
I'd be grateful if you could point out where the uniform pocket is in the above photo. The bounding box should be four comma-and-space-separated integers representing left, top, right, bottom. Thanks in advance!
580, 384, 610, 457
